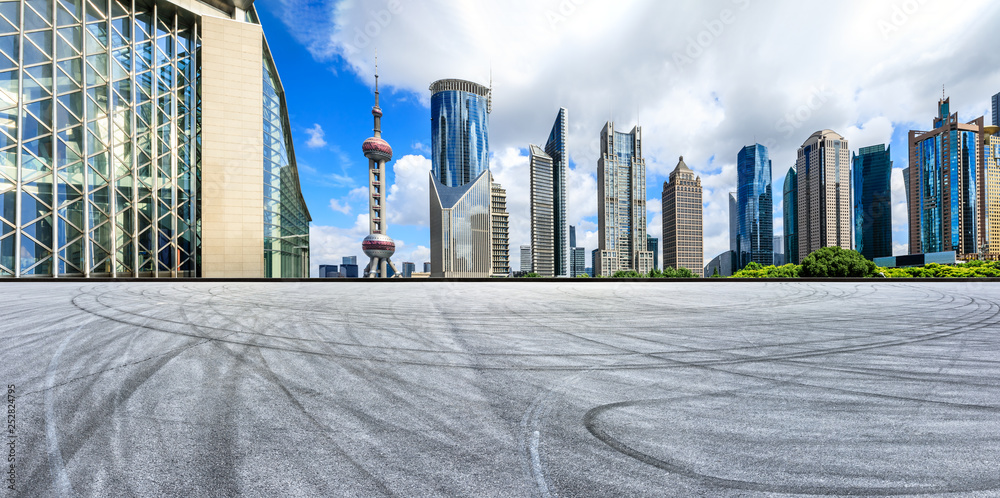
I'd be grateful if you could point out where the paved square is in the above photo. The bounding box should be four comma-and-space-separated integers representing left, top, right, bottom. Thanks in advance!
2, 282, 999, 496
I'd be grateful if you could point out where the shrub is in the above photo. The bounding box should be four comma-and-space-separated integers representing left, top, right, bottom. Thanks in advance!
800, 247, 876, 278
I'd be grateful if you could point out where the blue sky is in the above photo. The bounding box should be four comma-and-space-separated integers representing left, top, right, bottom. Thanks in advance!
256, 0, 1000, 275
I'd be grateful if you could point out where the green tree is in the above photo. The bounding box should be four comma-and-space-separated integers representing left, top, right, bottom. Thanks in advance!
576, 272, 591, 278
523, 272, 543, 278
711, 267, 720, 278
800, 247, 876, 277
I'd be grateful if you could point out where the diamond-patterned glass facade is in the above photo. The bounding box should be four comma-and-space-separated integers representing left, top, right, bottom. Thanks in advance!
0, 0, 198, 277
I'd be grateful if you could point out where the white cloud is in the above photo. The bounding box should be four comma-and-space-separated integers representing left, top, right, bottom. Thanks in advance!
277, 0, 999, 261
305, 123, 328, 148
387, 154, 432, 227
328, 198, 352, 215
309, 214, 369, 276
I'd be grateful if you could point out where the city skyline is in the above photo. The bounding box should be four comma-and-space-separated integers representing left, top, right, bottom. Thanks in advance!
249, 1, 1000, 275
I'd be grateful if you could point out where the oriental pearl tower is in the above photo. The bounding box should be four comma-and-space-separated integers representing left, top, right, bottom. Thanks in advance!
361, 55, 400, 278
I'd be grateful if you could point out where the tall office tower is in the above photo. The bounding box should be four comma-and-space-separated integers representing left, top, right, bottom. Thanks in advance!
993, 93, 999, 127
796, 130, 850, 262
520, 245, 532, 273
362, 60, 399, 278
852, 144, 893, 260
736, 144, 773, 269
729, 192, 738, 253
661, 156, 703, 276
905, 97, 985, 257
782, 167, 799, 265
983, 132, 1000, 256
0, 0, 311, 279
491, 181, 510, 276
529, 145, 555, 276
428, 79, 493, 277
569, 225, 585, 277
596, 122, 653, 276
546, 108, 568, 276
423, 262, 432, 273
401, 262, 415, 278
319, 265, 339, 278
773, 236, 785, 266
647, 235, 659, 271
591, 248, 600, 276
343, 256, 357, 266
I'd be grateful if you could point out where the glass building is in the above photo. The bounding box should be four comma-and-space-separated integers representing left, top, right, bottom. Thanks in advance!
905, 97, 984, 257
736, 143, 773, 269
544, 107, 567, 276
0, 0, 309, 278
646, 234, 658, 271
852, 144, 892, 260
528, 143, 554, 276
993, 92, 998, 127
430, 79, 489, 188
596, 121, 653, 276
782, 166, 798, 265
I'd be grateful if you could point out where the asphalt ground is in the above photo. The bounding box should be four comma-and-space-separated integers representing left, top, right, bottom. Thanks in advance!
1, 281, 998, 497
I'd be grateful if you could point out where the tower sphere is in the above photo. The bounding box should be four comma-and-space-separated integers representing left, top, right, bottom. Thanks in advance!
363, 137, 393, 162
362, 233, 396, 259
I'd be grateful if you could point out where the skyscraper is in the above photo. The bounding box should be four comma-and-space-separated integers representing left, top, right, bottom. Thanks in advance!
361, 59, 399, 278
783, 166, 799, 265
401, 262, 415, 278
520, 245, 532, 273
729, 192, 738, 254
646, 235, 659, 271
569, 226, 586, 277
736, 144, 773, 269
992, 92, 999, 127
905, 97, 985, 257
491, 181, 510, 276
981, 132, 1000, 256
853, 144, 893, 260
596, 122, 653, 276
428, 79, 498, 277
0, 1, 311, 279
662, 156, 703, 276
546, 108, 569, 276
529, 144, 555, 276
796, 130, 851, 262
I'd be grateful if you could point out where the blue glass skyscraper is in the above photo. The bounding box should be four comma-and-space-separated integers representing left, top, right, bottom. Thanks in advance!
853, 145, 893, 260
783, 167, 798, 265
545, 108, 568, 276
430, 80, 490, 188
736, 144, 773, 269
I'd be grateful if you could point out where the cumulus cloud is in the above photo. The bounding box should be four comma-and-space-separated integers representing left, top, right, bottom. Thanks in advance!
278, 0, 1000, 262
387, 154, 432, 227
309, 214, 369, 276
328, 198, 352, 215
305, 123, 328, 148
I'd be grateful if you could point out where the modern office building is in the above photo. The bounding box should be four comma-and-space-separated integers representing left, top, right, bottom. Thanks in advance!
705, 251, 734, 277
0, 0, 311, 278
646, 235, 659, 271
736, 144, 773, 269
569, 225, 585, 277
591, 248, 599, 276
491, 180, 510, 276
428, 79, 502, 277
596, 121, 653, 276
983, 130, 1000, 257
529, 144, 555, 276
361, 61, 398, 278
340, 263, 358, 278
319, 265, 339, 278
728, 192, 737, 254
401, 261, 415, 278
546, 108, 568, 276
423, 262, 431, 273
343, 256, 357, 266
993, 92, 999, 127
796, 130, 850, 262
782, 167, 798, 265
661, 156, 703, 276
904, 97, 985, 257
852, 144, 893, 260
773, 235, 784, 266
520, 245, 532, 273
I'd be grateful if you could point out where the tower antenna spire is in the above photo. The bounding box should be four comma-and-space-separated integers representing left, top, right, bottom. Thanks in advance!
374, 49, 380, 108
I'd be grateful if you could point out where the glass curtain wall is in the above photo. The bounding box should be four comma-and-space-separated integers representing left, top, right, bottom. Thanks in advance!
0, 0, 198, 277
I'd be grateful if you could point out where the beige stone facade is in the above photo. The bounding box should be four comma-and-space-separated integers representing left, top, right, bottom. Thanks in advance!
796, 130, 852, 262
662, 157, 704, 277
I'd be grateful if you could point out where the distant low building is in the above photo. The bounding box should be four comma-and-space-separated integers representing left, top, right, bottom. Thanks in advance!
319, 265, 340, 278
705, 251, 735, 277
401, 262, 416, 278
874, 252, 957, 268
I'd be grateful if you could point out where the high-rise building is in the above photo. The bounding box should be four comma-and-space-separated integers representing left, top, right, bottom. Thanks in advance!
529, 144, 555, 276
782, 167, 799, 265
428, 79, 496, 277
796, 130, 850, 262
646, 235, 659, 271
591, 248, 600, 277
661, 156, 703, 276
729, 192, 738, 254
361, 60, 399, 278
546, 108, 568, 276
904, 97, 985, 257
343, 256, 357, 266
319, 265, 339, 278
596, 122, 653, 276
773, 235, 785, 266
993, 92, 999, 127
491, 181, 510, 276
520, 245, 532, 273
401, 262, 415, 278
852, 144, 893, 260
340, 264, 359, 279
736, 144, 773, 269
983, 131, 1000, 257
0, 0, 311, 279
569, 225, 585, 277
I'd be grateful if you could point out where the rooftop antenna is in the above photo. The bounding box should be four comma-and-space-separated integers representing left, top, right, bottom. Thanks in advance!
487, 62, 493, 114
374, 49, 379, 107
